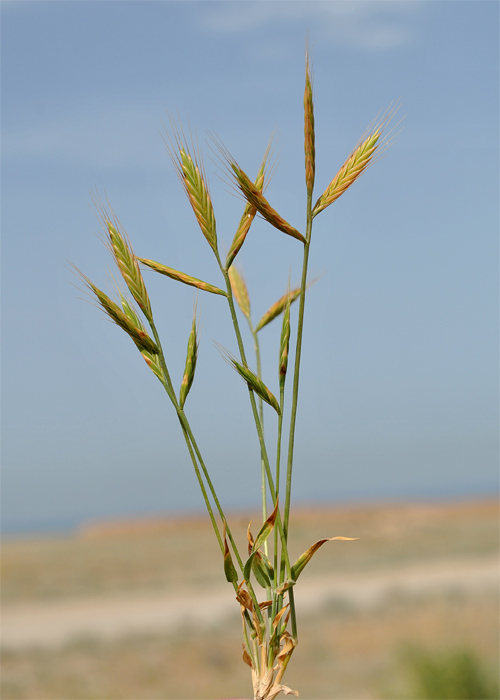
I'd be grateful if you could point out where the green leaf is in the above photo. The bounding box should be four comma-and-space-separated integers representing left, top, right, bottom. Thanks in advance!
243, 550, 257, 582
223, 525, 238, 585
251, 551, 271, 588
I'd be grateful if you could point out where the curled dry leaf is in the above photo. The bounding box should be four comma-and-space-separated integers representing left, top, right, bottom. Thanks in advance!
242, 646, 254, 669
267, 684, 299, 700
236, 583, 254, 611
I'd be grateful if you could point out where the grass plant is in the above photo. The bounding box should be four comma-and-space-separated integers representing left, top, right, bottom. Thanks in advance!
76, 49, 397, 699
401, 646, 500, 700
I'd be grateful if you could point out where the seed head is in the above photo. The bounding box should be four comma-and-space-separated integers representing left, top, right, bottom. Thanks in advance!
255, 287, 301, 332
225, 142, 270, 270
74, 267, 158, 355
304, 48, 315, 197
228, 266, 251, 320
230, 163, 306, 244
279, 296, 291, 384
312, 104, 398, 217
179, 308, 199, 408
218, 345, 281, 415
92, 195, 153, 322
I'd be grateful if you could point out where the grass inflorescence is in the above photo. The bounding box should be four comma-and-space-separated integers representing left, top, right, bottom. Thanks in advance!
76, 46, 396, 700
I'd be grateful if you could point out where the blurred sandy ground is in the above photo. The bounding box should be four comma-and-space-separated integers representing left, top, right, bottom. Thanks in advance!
2, 499, 498, 699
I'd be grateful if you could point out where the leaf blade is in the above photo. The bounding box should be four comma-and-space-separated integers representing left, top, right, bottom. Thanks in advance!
291, 536, 358, 581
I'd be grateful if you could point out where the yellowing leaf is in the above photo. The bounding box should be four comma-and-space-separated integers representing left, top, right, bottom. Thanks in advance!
291, 536, 358, 581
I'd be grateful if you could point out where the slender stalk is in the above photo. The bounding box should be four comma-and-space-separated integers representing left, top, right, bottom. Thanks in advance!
150, 317, 271, 633
220, 259, 300, 647
149, 320, 251, 573
271, 381, 285, 623
148, 320, 225, 554
219, 256, 294, 579
283, 193, 313, 540
251, 325, 268, 534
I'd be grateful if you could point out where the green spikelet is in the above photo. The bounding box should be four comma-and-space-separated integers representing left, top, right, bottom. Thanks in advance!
179, 310, 199, 408
179, 148, 218, 255
220, 348, 281, 415
119, 295, 166, 384
75, 268, 158, 354
106, 222, 153, 322
279, 295, 291, 386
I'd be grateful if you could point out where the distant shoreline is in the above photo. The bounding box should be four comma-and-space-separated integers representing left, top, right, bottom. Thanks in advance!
2, 490, 498, 540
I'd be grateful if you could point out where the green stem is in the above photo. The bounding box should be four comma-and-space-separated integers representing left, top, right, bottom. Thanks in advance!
250, 323, 268, 549
221, 255, 298, 647
149, 317, 266, 625
271, 381, 285, 626
283, 193, 313, 541
148, 320, 245, 569
220, 258, 293, 580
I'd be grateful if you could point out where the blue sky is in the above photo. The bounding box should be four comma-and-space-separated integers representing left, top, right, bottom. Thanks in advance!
2, 1, 498, 533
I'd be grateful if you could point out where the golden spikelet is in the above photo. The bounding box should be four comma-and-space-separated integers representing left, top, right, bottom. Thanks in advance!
230, 162, 306, 244
92, 196, 153, 322
119, 295, 166, 383
312, 131, 380, 216
107, 222, 153, 321
255, 287, 301, 332
225, 142, 270, 270
138, 258, 226, 297
312, 105, 397, 217
180, 148, 218, 254
74, 267, 159, 355
226, 204, 257, 272
228, 265, 251, 320
304, 48, 315, 197
164, 120, 218, 255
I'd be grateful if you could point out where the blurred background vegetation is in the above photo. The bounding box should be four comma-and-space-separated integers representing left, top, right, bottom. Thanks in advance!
2, 499, 498, 699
